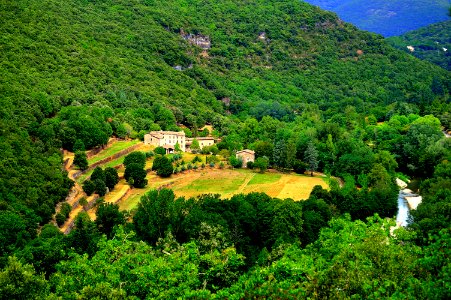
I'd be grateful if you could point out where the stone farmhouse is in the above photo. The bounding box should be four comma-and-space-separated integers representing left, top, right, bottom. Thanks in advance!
236, 149, 255, 168
186, 137, 215, 152
144, 131, 186, 153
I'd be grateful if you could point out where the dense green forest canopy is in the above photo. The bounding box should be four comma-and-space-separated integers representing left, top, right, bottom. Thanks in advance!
0, 0, 450, 298
387, 20, 451, 71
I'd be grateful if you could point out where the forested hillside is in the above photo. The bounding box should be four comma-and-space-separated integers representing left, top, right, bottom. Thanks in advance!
0, 0, 450, 298
387, 20, 451, 71
303, 0, 451, 36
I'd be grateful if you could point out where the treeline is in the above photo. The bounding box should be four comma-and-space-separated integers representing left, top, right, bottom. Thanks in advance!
1, 182, 449, 298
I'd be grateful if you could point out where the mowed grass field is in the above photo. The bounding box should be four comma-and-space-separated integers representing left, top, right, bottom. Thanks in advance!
87, 139, 140, 165
119, 168, 328, 211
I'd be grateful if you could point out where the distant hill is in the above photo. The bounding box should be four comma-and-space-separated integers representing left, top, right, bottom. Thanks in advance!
387, 21, 451, 71
303, 0, 451, 37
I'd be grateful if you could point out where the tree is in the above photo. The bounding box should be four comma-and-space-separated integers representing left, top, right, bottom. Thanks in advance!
154, 146, 166, 156
123, 151, 146, 169
93, 179, 107, 196
74, 151, 88, 171
124, 163, 148, 188
90, 167, 105, 183
0, 256, 47, 299
292, 159, 308, 174
273, 139, 287, 170
229, 156, 242, 168
174, 142, 182, 152
55, 213, 66, 227
95, 203, 125, 239
254, 157, 269, 173
271, 200, 303, 245
156, 156, 173, 178
82, 180, 95, 196
190, 139, 200, 153
304, 141, 319, 176
104, 167, 119, 190
73, 139, 86, 152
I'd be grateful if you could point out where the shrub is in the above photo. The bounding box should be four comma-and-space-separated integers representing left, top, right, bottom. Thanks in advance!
293, 159, 308, 174
156, 156, 173, 178
60, 203, 72, 218
192, 156, 202, 163
247, 161, 254, 169
154, 146, 166, 155
55, 213, 66, 227
74, 151, 88, 170
229, 156, 243, 168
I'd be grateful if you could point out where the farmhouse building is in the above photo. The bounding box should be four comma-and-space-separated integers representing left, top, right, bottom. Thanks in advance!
236, 149, 255, 168
186, 137, 215, 152
144, 131, 186, 153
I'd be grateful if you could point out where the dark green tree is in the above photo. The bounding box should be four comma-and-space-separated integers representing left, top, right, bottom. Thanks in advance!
156, 156, 174, 178
90, 167, 105, 183
304, 141, 319, 176
73, 139, 86, 152
154, 146, 166, 156
104, 167, 119, 190
124, 151, 146, 169
93, 179, 107, 196
82, 180, 95, 196
73, 151, 88, 171
124, 163, 148, 188
95, 203, 125, 239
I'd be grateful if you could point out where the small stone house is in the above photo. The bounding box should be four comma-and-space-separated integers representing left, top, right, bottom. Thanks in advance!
236, 149, 255, 168
144, 131, 186, 153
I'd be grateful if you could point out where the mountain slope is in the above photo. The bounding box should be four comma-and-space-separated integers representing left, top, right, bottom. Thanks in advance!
387, 20, 451, 71
303, 0, 451, 37
0, 0, 449, 224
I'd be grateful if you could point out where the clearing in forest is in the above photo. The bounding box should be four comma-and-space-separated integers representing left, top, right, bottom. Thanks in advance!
119, 168, 328, 211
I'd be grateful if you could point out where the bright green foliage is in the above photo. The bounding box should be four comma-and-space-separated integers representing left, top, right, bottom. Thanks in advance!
254, 156, 269, 173
190, 139, 200, 153
229, 156, 242, 168
48, 229, 245, 299
0, 256, 47, 299
221, 216, 423, 299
